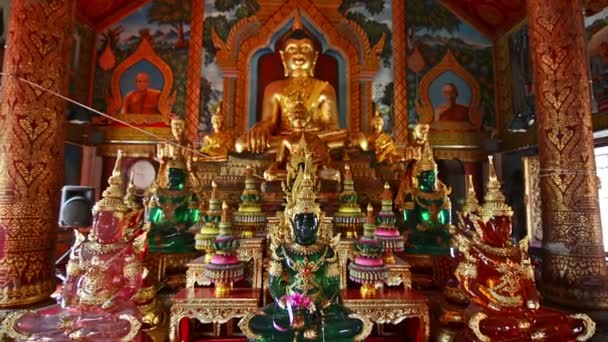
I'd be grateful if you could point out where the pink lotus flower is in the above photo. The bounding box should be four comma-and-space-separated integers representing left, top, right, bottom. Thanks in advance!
280, 291, 316, 313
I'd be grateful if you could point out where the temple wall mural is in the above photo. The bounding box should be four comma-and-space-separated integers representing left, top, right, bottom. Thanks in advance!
338, 0, 394, 130
200, 0, 260, 133
406, 0, 494, 137
91, 1, 192, 129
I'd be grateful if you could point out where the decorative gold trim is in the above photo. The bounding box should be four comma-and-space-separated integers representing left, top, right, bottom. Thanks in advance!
571, 313, 596, 341
468, 312, 490, 342
238, 313, 261, 341
350, 313, 374, 342
2, 312, 30, 340
416, 50, 482, 131
119, 314, 143, 342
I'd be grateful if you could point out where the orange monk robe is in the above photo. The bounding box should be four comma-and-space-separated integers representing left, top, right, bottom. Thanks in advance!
121, 89, 161, 114
437, 103, 469, 122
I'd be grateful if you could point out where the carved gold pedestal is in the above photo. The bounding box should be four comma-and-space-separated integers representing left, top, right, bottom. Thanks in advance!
342, 288, 430, 342
144, 251, 203, 285
169, 288, 261, 342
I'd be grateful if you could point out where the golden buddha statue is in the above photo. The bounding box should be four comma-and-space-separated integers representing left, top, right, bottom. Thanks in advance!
157, 118, 195, 184
356, 105, 403, 164
405, 123, 430, 161
235, 12, 346, 155
200, 101, 234, 160
451, 157, 596, 341
263, 94, 338, 182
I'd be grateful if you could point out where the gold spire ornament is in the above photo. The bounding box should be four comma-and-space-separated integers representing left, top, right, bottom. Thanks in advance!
462, 174, 479, 215
95, 150, 127, 212
335, 163, 365, 239
124, 172, 142, 210
479, 156, 513, 222
412, 143, 437, 177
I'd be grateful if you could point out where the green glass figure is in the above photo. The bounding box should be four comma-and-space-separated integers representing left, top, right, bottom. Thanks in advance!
400, 143, 451, 255
240, 154, 370, 342
147, 167, 200, 253
146, 118, 200, 253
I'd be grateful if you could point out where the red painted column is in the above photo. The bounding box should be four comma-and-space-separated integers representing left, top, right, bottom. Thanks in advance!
527, 0, 608, 308
0, 0, 74, 307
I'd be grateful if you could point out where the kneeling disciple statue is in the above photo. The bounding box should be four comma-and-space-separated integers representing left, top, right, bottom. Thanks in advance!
451, 156, 596, 342
240, 150, 371, 342
3, 151, 148, 341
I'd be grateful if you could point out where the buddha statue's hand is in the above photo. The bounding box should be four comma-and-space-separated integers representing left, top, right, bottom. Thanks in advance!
245, 124, 271, 153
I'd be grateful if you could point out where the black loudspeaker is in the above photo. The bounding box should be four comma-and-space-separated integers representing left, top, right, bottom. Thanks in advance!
59, 186, 95, 228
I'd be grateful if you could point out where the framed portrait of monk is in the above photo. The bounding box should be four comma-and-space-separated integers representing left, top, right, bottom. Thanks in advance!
415, 50, 482, 132
119, 61, 164, 115
105, 30, 176, 126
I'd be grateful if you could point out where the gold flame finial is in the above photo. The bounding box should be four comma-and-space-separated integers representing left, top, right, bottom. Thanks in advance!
462, 174, 479, 215
95, 150, 127, 212
479, 155, 513, 221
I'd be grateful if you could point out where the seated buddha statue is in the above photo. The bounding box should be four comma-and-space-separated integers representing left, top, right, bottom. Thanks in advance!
356, 106, 403, 164
4, 151, 147, 341
451, 156, 596, 342
200, 101, 234, 161
147, 118, 200, 253
401, 143, 452, 254
264, 95, 338, 182
235, 14, 347, 155
240, 152, 370, 342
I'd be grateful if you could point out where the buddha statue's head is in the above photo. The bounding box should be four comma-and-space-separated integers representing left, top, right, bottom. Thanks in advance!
285, 162, 322, 246
166, 167, 187, 190
170, 117, 186, 141
411, 124, 430, 146
478, 156, 514, 247
292, 212, 320, 246
413, 144, 438, 191
280, 28, 318, 78
91, 150, 128, 244
371, 114, 384, 134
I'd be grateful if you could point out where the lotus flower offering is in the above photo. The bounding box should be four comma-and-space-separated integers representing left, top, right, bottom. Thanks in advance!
334, 163, 366, 239
195, 180, 221, 261
349, 203, 389, 296
233, 165, 267, 238
204, 201, 245, 295
375, 182, 404, 264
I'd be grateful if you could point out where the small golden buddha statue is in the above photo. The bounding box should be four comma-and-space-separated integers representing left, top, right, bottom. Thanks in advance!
404, 123, 430, 161
451, 157, 596, 341
356, 106, 403, 164
158, 117, 191, 172
235, 12, 347, 154
263, 95, 338, 181
200, 101, 234, 160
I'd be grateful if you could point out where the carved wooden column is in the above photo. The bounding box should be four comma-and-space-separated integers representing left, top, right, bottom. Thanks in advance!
392, 0, 407, 143
0, 0, 74, 307
527, 0, 608, 308
186, 0, 204, 142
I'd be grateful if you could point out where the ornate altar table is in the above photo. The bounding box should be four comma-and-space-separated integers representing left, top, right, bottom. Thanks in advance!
169, 287, 262, 342
342, 288, 430, 342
